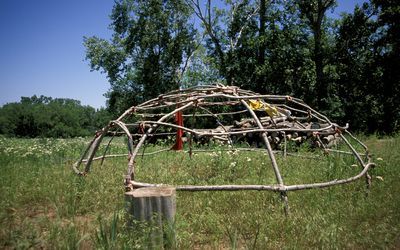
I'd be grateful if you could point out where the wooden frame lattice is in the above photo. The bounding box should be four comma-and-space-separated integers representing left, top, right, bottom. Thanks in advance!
73, 84, 374, 213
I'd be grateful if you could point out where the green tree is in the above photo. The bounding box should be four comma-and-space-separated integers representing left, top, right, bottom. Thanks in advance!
335, 0, 400, 133
335, 3, 380, 132
84, 0, 196, 115
0, 96, 101, 138
187, 0, 260, 85
372, 0, 400, 132
189, 0, 317, 102
297, 0, 336, 110
180, 45, 221, 87
254, 0, 316, 103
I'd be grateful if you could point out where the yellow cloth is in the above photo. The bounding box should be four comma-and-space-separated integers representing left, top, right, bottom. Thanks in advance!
248, 99, 279, 117
248, 99, 263, 110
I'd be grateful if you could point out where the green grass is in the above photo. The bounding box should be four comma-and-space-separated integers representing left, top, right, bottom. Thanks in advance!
0, 135, 399, 249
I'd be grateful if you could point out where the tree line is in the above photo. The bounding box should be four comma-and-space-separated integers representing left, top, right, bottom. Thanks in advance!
0, 95, 111, 138
84, 0, 399, 134
1, 0, 397, 138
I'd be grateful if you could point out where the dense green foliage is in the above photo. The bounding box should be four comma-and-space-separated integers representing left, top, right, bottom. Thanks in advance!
84, 0, 400, 134
0, 96, 111, 138
84, 0, 196, 115
0, 136, 399, 248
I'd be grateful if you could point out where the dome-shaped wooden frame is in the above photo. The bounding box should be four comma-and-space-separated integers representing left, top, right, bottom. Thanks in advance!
73, 84, 374, 213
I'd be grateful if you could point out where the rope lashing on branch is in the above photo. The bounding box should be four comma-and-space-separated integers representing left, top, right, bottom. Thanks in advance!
248, 99, 280, 118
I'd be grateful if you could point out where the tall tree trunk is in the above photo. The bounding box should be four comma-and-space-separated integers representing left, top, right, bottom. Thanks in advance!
258, 0, 266, 66
313, 16, 326, 109
299, 0, 335, 109
257, 0, 267, 90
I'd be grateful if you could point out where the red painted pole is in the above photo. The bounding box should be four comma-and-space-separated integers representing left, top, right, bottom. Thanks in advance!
171, 110, 184, 150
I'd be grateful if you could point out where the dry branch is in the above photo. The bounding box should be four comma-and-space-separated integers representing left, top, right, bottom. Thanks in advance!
73, 84, 374, 215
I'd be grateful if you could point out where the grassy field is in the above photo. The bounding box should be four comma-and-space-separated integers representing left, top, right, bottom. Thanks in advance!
0, 135, 399, 249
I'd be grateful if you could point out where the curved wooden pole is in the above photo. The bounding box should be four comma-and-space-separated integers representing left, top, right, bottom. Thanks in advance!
127, 121, 336, 136
83, 125, 110, 174
339, 133, 372, 193
72, 135, 98, 175
239, 100, 284, 183
129, 162, 374, 192
112, 120, 135, 155
239, 99, 289, 214
100, 133, 116, 166
125, 102, 195, 184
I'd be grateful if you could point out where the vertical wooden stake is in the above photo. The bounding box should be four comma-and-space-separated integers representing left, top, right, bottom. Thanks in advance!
365, 172, 372, 197
125, 187, 176, 248
283, 132, 287, 158
281, 192, 289, 215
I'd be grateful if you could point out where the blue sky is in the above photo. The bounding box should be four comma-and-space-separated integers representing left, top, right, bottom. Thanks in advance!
0, 0, 366, 109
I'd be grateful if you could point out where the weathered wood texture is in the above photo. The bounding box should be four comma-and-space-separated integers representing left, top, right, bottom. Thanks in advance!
73, 84, 374, 216
125, 187, 176, 248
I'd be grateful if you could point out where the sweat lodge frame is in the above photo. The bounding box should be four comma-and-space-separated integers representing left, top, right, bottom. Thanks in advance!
73, 84, 375, 213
